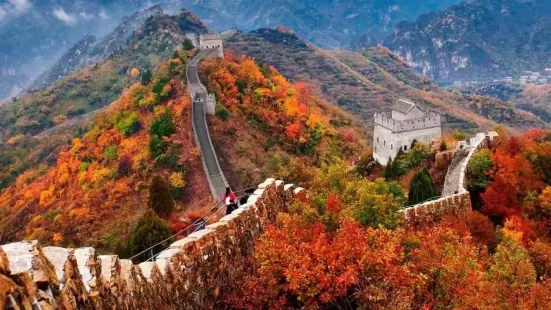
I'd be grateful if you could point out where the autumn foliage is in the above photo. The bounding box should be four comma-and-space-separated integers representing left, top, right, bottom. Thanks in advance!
480, 129, 551, 225
200, 53, 364, 158
0, 50, 198, 250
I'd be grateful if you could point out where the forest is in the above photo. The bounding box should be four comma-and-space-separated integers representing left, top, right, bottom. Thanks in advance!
220, 128, 551, 309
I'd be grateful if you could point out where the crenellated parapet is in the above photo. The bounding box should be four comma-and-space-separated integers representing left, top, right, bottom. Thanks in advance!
374, 111, 441, 133
0, 178, 304, 309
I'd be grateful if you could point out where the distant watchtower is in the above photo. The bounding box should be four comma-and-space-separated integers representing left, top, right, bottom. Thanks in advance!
199, 34, 224, 58
373, 99, 441, 166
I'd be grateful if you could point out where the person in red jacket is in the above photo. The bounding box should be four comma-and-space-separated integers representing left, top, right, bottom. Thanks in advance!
223, 187, 238, 215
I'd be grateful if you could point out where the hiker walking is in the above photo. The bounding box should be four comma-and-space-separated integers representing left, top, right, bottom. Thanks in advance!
223, 187, 238, 215
240, 188, 255, 206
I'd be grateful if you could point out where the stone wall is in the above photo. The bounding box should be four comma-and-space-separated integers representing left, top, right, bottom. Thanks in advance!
456, 132, 498, 193
401, 132, 498, 227
1, 179, 304, 309
401, 192, 472, 229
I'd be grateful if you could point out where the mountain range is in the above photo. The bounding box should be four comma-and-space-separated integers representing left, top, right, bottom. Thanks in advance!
385, 0, 551, 83
0, 0, 155, 100
225, 28, 541, 131
0, 0, 465, 100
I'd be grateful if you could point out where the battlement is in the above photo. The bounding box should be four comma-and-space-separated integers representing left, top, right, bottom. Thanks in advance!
200, 34, 223, 41
374, 112, 441, 133
0, 178, 305, 309
199, 33, 224, 58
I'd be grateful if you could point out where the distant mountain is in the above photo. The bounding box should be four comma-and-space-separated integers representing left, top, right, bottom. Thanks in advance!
0, 0, 465, 100
0, 0, 156, 100
384, 0, 551, 83
0, 8, 209, 140
346, 33, 380, 50
181, 0, 463, 48
30, 6, 165, 90
225, 28, 541, 132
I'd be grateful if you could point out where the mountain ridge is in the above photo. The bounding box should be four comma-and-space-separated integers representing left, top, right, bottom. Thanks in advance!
384, 0, 551, 83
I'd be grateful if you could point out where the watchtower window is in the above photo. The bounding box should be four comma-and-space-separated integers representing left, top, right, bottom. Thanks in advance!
384, 141, 386, 146
377, 137, 379, 142
404, 145, 408, 151
391, 144, 393, 149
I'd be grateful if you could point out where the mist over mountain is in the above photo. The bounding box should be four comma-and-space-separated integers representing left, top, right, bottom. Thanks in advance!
0, 0, 154, 100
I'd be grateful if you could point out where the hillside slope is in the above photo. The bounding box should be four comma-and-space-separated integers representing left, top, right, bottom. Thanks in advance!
29, 6, 165, 91
459, 82, 551, 123
0, 50, 366, 255
226, 28, 542, 132
0, 10, 210, 194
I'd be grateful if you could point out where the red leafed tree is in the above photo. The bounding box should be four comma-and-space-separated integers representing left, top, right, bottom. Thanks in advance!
481, 174, 520, 220
285, 122, 301, 140
326, 192, 341, 213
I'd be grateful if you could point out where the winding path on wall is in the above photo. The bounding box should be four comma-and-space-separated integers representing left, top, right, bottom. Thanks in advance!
441, 146, 473, 196
402, 132, 497, 227
186, 49, 228, 200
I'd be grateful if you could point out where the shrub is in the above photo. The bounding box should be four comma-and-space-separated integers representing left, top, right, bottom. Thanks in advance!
141, 69, 152, 85
118, 156, 132, 177
152, 76, 170, 98
155, 145, 184, 171
169, 172, 186, 199
408, 170, 437, 205
115, 112, 141, 137
215, 104, 229, 120
467, 149, 493, 191
149, 134, 166, 159
439, 140, 448, 152
384, 157, 396, 181
104, 146, 118, 162
78, 162, 90, 172
453, 129, 467, 141
129, 210, 172, 262
149, 175, 175, 217
150, 109, 175, 138
182, 38, 194, 51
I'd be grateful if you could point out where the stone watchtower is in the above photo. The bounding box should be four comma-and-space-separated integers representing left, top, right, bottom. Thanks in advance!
373, 99, 441, 166
199, 34, 224, 58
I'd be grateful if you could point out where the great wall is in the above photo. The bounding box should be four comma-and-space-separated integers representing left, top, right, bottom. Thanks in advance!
1, 179, 306, 309
1, 35, 500, 309
401, 131, 498, 228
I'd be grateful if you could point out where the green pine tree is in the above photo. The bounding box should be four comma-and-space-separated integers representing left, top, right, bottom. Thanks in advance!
129, 210, 172, 262
182, 38, 195, 51
408, 170, 437, 205
141, 69, 153, 85
149, 175, 175, 217
384, 157, 395, 181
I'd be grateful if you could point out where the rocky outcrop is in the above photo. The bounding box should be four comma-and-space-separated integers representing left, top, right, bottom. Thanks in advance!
384, 0, 551, 83
0, 178, 303, 309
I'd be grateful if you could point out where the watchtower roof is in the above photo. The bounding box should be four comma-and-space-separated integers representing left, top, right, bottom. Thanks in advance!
391, 98, 423, 114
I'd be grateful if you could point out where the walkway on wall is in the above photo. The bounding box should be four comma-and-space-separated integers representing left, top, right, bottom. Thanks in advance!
441, 146, 473, 196
186, 49, 228, 200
